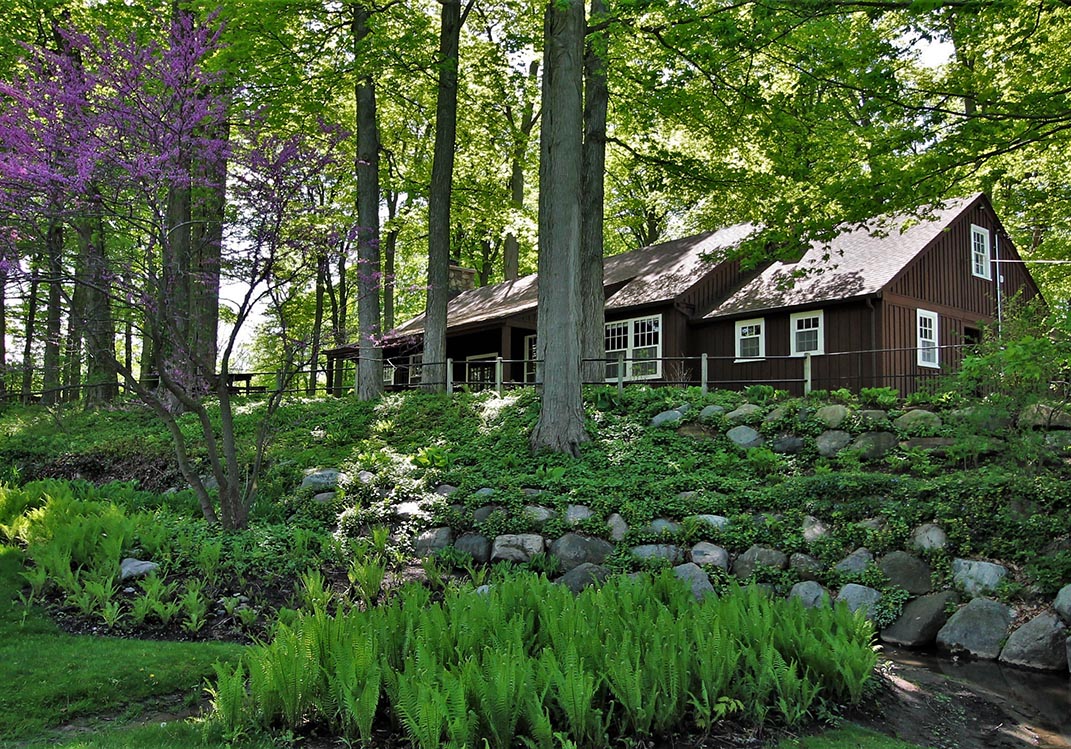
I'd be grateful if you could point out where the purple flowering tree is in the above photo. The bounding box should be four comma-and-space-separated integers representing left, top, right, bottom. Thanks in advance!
0, 13, 345, 529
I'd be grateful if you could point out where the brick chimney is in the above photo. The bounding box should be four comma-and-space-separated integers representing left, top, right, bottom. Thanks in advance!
448, 262, 477, 297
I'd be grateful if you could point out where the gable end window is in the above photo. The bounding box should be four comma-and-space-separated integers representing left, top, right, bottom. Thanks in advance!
971, 224, 992, 280
789, 310, 824, 356
917, 309, 939, 368
735, 318, 765, 361
605, 314, 662, 381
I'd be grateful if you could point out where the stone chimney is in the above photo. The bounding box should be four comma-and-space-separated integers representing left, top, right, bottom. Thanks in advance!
448, 262, 477, 297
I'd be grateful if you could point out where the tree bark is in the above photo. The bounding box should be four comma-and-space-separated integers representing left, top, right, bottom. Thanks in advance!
64, 256, 85, 402
41, 217, 63, 405
21, 270, 39, 403
504, 60, 540, 282
580, 0, 608, 385
307, 252, 326, 396
353, 2, 383, 401
80, 204, 118, 405
190, 115, 228, 387
383, 197, 398, 333
530, 0, 589, 456
423, 0, 464, 393
0, 261, 6, 402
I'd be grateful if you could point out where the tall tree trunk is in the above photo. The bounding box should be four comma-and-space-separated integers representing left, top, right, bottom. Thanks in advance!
383, 192, 399, 332
307, 253, 326, 396
190, 115, 228, 386
0, 261, 7, 402
80, 205, 118, 405
64, 264, 85, 402
423, 0, 464, 393
325, 246, 348, 394
22, 270, 40, 403
353, 3, 383, 401
530, 0, 589, 455
579, 0, 608, 385
41, 218, 63, 406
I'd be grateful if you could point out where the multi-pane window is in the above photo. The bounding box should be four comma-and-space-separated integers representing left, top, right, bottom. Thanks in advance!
408, 353, 423, 385
605, 314, 661, 381
735, 318, 765, 360
466, 354, 497, 388
971, 224, 992, 280
383, 364, 396, 386
917, 309, 939, 368
523, 334, 538, 383
789, 310, 824, 356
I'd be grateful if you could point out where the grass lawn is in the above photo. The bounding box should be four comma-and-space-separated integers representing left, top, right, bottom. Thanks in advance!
779, 725, 925, 748
0, 547, 245, 746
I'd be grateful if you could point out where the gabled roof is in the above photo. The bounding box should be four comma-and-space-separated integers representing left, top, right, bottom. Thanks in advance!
391, 222, 758, 336
704, 194, 984, 319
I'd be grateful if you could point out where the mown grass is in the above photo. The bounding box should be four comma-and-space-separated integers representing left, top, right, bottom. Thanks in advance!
0, 547, 244, 745
778, 725, 923, 748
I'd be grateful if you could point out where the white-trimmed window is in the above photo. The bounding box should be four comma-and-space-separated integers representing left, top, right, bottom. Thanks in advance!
917, 309, 939, 368
466, 353, 497, 388
408, 353, 423, 385
605, 314, 662, 381
735, 318, 765, 361
523, 334, 537, 383
383, 363, 396, 385
971, 224, 992, 280
789, 310, 824, 356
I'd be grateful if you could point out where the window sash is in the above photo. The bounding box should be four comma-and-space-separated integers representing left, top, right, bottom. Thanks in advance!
735, 318, 765, 360
790, 311, 824, 356
523, 334, 537, 383
971, 225, 991, 280
604, 315, 661, 381
408, 353, 423, 385
917, 310, 939, 368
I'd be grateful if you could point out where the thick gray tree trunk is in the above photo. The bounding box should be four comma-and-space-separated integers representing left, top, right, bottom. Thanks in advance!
530, 0, 589, 455
580, 0, 608, 385
353, 3, 383, 401
79, 202, 119, 405
190, 116, 228, 383
41, 218, 63, 405
423, 0, 463, 392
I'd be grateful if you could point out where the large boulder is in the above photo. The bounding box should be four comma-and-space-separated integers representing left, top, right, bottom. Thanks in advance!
650, 409, 684, 427
473, 505, 499, 524
878, 551, 933, 596
816, 430, 852, 457
687, 514, 730, 532
491, 534, 545, 563
771, 434, 805, 454
834, 547, 873, 575
556, 563, 609, 594
911, 523, 949, 552
565, 504, 595, 525
523, 505, 556, 530
454, 533, 491, 564
726, 404, 763, 422
999, 613, 1068, 671
801, 515, 829, 543
732, 545, 787, 579
859, 409, 889, 428
894, 409, 942, 433
880, 591, 957, 648
120, 558, 159, 581
606, 513, 629, 542
414, 527, 454, 557
851, 431, 898, 460
631, 544, 684, 564
300, 467, 343, 491
1055, 584, 1071, 625
698, 405, 726, 422
936, 598, 1015, 660
952, 558, 1007, 597
815, 404, 849, 429
789, 552, 823, 581
549, 533, 614, 573
836, 584, 882, 621
1018, 403, 1071, 430
673, 563, 715, 600
789, 581, 830, 608
726, 425, 763, 449
690, 542, 729, 569
644, 518, 682, 535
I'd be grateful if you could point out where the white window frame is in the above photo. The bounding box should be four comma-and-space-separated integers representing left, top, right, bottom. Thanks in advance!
383, 363, 396, 385
523, 334, 537, 383
604, 314, 662, 382
734, 318, 765, 362
789, 310, 825, 356
408, 353, 423, 385
971, 224, 992, 280
917, 309, 939, 368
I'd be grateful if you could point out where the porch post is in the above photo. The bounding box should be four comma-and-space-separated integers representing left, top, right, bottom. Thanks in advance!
700, 353, 708, 395
495, 357, 503, 396
446, 358, 454, 394
803, 353, 813, 395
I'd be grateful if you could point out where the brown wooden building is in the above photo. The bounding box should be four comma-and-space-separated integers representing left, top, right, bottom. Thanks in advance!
325, 193, 1042, 395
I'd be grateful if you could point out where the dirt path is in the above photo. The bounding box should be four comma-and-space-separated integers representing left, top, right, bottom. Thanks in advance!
857, 652, 1071, 749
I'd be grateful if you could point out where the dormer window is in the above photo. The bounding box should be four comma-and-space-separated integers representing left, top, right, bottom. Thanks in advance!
971, 224, 992, 280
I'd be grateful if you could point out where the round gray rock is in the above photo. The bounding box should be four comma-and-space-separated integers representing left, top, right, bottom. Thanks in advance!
549, 533, 614, 572
815, 404, 849, 429
834, 547, 873, 575
454, 533, 491, 564
300, 468, 343, 491
878, 551, 932, 596
673, 563, 715, 600
650, 409, 684, 427
789, 581, 830, 608
836, 584, 882, 621
606, 513, 629, 542
790, 552, 823, 581
726, 404, 762, 422
414, 527, 454, 557
473, 505, 499, 524
687, 514, 730, 532
816, 430, 852, 457
952, 558, 1008, 597
1054, 584, 1071, 625
556, 563, 609, 594
565, 504, 594, 525
727, 425, 763, 449
999, 613, 1068, 671
313, 491, 336, 504
523, 505, 556, 529
690, 542, 729, 569
771, 434, 805, 454
434, 484, 458, 496
894, 409, 942, 432
491, 534, 545, 563
645, 517, 682, 535
936, 598, 1015, 660
859, 409, 889, 427
851, 431, 898, 460
699, 404, 726, 421
120, 558, 159, 581
880, 591, 957, 648
911, 522, 948, 552
631, 544, 684, 564
732, 545, 788, 579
